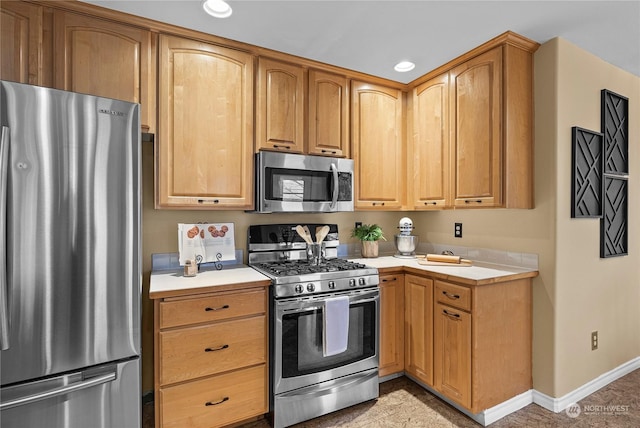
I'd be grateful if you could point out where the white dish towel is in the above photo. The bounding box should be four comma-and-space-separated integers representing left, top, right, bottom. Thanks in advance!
323, 296, 350, 357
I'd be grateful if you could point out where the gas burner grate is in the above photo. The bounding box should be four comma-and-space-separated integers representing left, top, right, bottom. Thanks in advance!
254, 259, 369, 277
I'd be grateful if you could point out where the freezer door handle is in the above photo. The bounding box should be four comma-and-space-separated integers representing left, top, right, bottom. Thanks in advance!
0, 371, 116, 410
0, 126, 9, 350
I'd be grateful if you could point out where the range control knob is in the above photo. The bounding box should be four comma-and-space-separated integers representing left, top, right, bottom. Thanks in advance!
294, 284, 304, 294
328, 281, 336, 289
349, 278, 356, 287
358, 278, 366, 286
306, 283, 315, 292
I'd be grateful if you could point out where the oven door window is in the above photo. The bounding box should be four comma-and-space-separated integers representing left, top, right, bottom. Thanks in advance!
266, 168, 331, 202
281, 301, 376, 378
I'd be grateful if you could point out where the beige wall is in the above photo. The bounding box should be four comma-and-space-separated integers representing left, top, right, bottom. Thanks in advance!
141, 37, 640, 399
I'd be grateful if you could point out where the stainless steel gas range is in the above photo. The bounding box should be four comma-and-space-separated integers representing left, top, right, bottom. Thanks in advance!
248, 224, 380, 428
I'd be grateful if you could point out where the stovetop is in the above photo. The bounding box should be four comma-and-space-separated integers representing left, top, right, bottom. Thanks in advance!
247, 223, 380, 297
252, 259, 370, 277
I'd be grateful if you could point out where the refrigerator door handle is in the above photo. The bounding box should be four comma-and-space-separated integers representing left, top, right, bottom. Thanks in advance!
0, 126, 9, 350
0, 371, 117, 411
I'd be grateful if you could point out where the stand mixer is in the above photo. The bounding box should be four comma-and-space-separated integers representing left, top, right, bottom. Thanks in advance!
394, 217, 419, 258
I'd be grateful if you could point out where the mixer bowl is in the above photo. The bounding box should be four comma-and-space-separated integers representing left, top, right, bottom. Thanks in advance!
394, 234, 418, 256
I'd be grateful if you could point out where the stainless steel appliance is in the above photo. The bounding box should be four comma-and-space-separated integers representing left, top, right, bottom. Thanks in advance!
254, 151, 354, 213
248, 224, 379, 428
0, 81, 141, 428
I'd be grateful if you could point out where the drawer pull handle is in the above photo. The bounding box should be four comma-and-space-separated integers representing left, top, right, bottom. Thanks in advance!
443, 309, 461, 319
204, 344, 229, 352
273, 144, 290, 150
205, 305, 229, 312
382, 277, 397, 282
205, 397, 229, 406
464, 199, 483, 204
442, 291, 460, 299
321, 149, 337, 154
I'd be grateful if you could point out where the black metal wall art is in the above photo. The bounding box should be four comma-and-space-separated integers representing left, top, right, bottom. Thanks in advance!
571, 127, 604, 218
600, 89, 629, 257
571, 89, 629, 258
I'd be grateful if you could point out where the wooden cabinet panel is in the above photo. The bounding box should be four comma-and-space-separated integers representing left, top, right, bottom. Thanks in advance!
160, 288, 266, 329
160, 365, 267, 428
352, 81, 405, 209
404, 274, 433, 385
159, 315, 266, 385
411, 72, 450, 209
308, 69, 349, 157
157, 34, 254, 209
257, 57, 305, 153
1, 1, 44, 85
379, 274, 404, 377
53, 11, 155, 132
450, 47, 502, 207
434, 303, 472, 408
435, 280, 471, 311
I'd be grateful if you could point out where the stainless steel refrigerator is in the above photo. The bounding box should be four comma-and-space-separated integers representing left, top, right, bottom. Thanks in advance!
0, 81, 141, 428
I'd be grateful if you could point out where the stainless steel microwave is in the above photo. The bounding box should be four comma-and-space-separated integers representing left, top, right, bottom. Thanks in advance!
254, 151, 354, 213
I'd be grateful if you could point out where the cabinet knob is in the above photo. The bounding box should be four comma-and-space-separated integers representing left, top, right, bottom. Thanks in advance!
205, 304, 229, 311
205, 397, 229, 406
204, 344, 229, 352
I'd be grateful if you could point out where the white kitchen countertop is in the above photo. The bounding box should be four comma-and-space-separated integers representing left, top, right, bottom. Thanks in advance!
348, 256, 538, 285
150, 265, 271, 299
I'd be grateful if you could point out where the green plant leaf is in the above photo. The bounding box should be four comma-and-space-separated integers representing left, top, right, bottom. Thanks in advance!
350, 223, 386, 241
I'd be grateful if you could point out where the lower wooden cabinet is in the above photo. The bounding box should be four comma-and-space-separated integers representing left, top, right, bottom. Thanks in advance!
404, 274, 433, 386
154, 285, 268, 428
434, 302, 471, 408
379, 273, 404, 377
383, 269, 533, 414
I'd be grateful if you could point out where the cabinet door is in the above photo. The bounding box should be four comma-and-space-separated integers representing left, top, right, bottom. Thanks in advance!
379, 274, 404, 377
308, 69, 349, 157
1, 1, 44, 85
404, 275, 433, 385
411, 73, 450, 209
157, 35, 254, 209
352, 81, 404, 210
449, 46, 502, 207
256, 58, 305, 153
434, 303, 471, 409
53, 11, 155, 132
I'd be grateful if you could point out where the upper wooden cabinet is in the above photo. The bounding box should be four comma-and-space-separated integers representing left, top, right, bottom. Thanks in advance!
53, 11, 156, 132
0, 1, 46, 86
410, 72, 450, 209
410, 33, 538, 209
256, 57, 305, 153
156, 35, 254, 209
449, 47, 502, 208
352, 81, 405, 210
308, 69, 349, 157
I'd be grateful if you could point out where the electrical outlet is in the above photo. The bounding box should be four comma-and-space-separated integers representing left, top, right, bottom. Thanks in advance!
454, 223, 463, 238
355, 222, 362, 229
591, 331, 598, 350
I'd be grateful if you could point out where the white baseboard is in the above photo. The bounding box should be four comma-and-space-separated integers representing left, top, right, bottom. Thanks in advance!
532, 356, 640, 413
396, 356, 640, 425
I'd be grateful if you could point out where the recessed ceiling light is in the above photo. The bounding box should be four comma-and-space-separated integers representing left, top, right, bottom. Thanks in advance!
394, 61, 415, 72
203, 0, 232, 18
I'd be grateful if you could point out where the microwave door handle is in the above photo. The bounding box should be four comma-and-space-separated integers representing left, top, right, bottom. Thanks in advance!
330, 163, 339, 209
0, 126, 9, 350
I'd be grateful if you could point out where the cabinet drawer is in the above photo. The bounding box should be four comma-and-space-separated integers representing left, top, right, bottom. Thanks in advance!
160, 288, 266, 328
435, 281, 471, 311
160, 364, 267, 428
160, 316, 266, 385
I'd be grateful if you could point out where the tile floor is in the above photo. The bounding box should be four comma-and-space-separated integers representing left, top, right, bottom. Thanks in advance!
144, 368, 640, 427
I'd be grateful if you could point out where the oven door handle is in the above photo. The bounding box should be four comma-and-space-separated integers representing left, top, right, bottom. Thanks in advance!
278, 369, 378, 399
329, 162, 339, 209
281, 305, 323, 314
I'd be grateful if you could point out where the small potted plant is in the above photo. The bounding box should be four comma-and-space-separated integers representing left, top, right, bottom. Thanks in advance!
351, 223, 386, 258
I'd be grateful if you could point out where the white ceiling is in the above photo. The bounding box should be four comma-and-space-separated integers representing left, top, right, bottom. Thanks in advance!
82, 0, 640, 83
